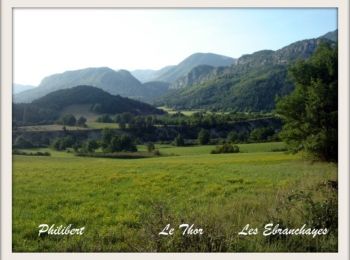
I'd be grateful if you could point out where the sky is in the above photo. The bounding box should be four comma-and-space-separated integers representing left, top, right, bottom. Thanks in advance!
14, 8, 337, 86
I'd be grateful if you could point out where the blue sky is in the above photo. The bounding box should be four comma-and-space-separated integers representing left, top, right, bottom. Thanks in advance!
14, 8, 337, 85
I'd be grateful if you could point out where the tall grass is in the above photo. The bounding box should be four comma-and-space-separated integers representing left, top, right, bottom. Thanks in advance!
12, 143, 337, 252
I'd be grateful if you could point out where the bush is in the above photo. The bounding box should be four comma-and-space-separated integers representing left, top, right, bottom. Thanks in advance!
105, 134, 137, 153
249, 127, 275, 142
174, 134, 185, 146
198, 129, 210, 145
146, 143, 155, 152
96, 114, 113, 123
77, 116, 87, 127
60, 114, 77, 126
211, 143, 240, 154
51, 136, 76, 151
81, 140, 99, 153
153, 149, 161, 156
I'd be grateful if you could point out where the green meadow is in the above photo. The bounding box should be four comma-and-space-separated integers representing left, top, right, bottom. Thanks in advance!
12, 142, 337, 252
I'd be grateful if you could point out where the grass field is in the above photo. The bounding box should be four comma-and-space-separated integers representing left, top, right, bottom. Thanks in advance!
13, 142, 337, 252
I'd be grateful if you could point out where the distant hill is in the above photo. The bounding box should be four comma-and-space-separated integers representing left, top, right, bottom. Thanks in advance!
140, 81, 170, 102
13, 67, 171, 104
13, 84, 36, 94
321, 29, 338, 42
154, 53, 236, 83
131, 69, 157, 83
157, 30, 337, 112
13, 85, 164, 125
131, 53, 235, 83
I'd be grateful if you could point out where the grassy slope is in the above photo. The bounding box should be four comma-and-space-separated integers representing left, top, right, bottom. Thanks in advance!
13, 143, 337, 252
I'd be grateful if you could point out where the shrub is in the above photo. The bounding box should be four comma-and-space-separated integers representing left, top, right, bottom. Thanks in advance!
81, 140, 99, 153
96, 114, 113, 123
105, 134, 137, 153
211, 143, 240, 154
51, 136, 76, 151
147, 143, 155, 152
77, 116, 87, 127
174, 134, 185, 146
198, 129, 210, 145
60, 114, 77, 126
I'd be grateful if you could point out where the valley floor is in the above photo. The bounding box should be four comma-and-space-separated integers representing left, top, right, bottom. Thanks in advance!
12, 142, 337, 252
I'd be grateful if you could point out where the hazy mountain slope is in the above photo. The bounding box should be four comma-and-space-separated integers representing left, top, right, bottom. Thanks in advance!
13, 84, 36, 94
140, 81, 170, 102
131, 66, 176, 83
131, 69, 157, 83
154, 53, 235, 83
14, 67, 144, 103
158, 31, 337, 111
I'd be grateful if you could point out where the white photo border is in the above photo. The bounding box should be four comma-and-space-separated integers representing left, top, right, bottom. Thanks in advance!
1, 1, 349, 260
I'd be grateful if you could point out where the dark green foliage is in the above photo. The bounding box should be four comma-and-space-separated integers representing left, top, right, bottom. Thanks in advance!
59, 114, 76, 126
249, 127, 275, 142
227, 131, 239, 143
198, 129, 210, 145
174, 134, 185, 146
51, 136, 76, 151
14, 136, 34, 149
31, 85, 164, 115
96, 114, 113, 123
13, 86, 163, 125
101, 128, 114, 150
146, 143, 155, 152
211, 143, 240, 154
157, 35, 336, 112
77, 116, 87, 127
109, 135, 137, 153
100, 128, 137, 152
276, 43, 337, 161
81, 140, 99, 153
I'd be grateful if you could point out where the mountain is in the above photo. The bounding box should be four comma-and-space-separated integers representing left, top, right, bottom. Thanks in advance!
130, 66, 176, 83
13, 85, 164, 125
321, 29, 338, 42
131, 69, 157, 83
13, 67, 171, 104
13, 84, 36, 94
153, 53, 235, 83
131, 53, 235, 84
140, 81, 170, 102
158, 31, 337, 112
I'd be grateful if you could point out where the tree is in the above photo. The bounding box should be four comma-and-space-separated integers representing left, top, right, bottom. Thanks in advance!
174, 134, 185, 146
249, 127, 275, 142
82, 140, 99, 153
146, 142, 155, 152
60, 114, 77, 126
109, 135, 137, 152
227, 131, 239, 143
276, 43, 337, 161
198, 129, 210, 145
77, 116, 87, 127
101, 128, 114, 151
96, 114, 113, 123
211, 143, 240, 154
